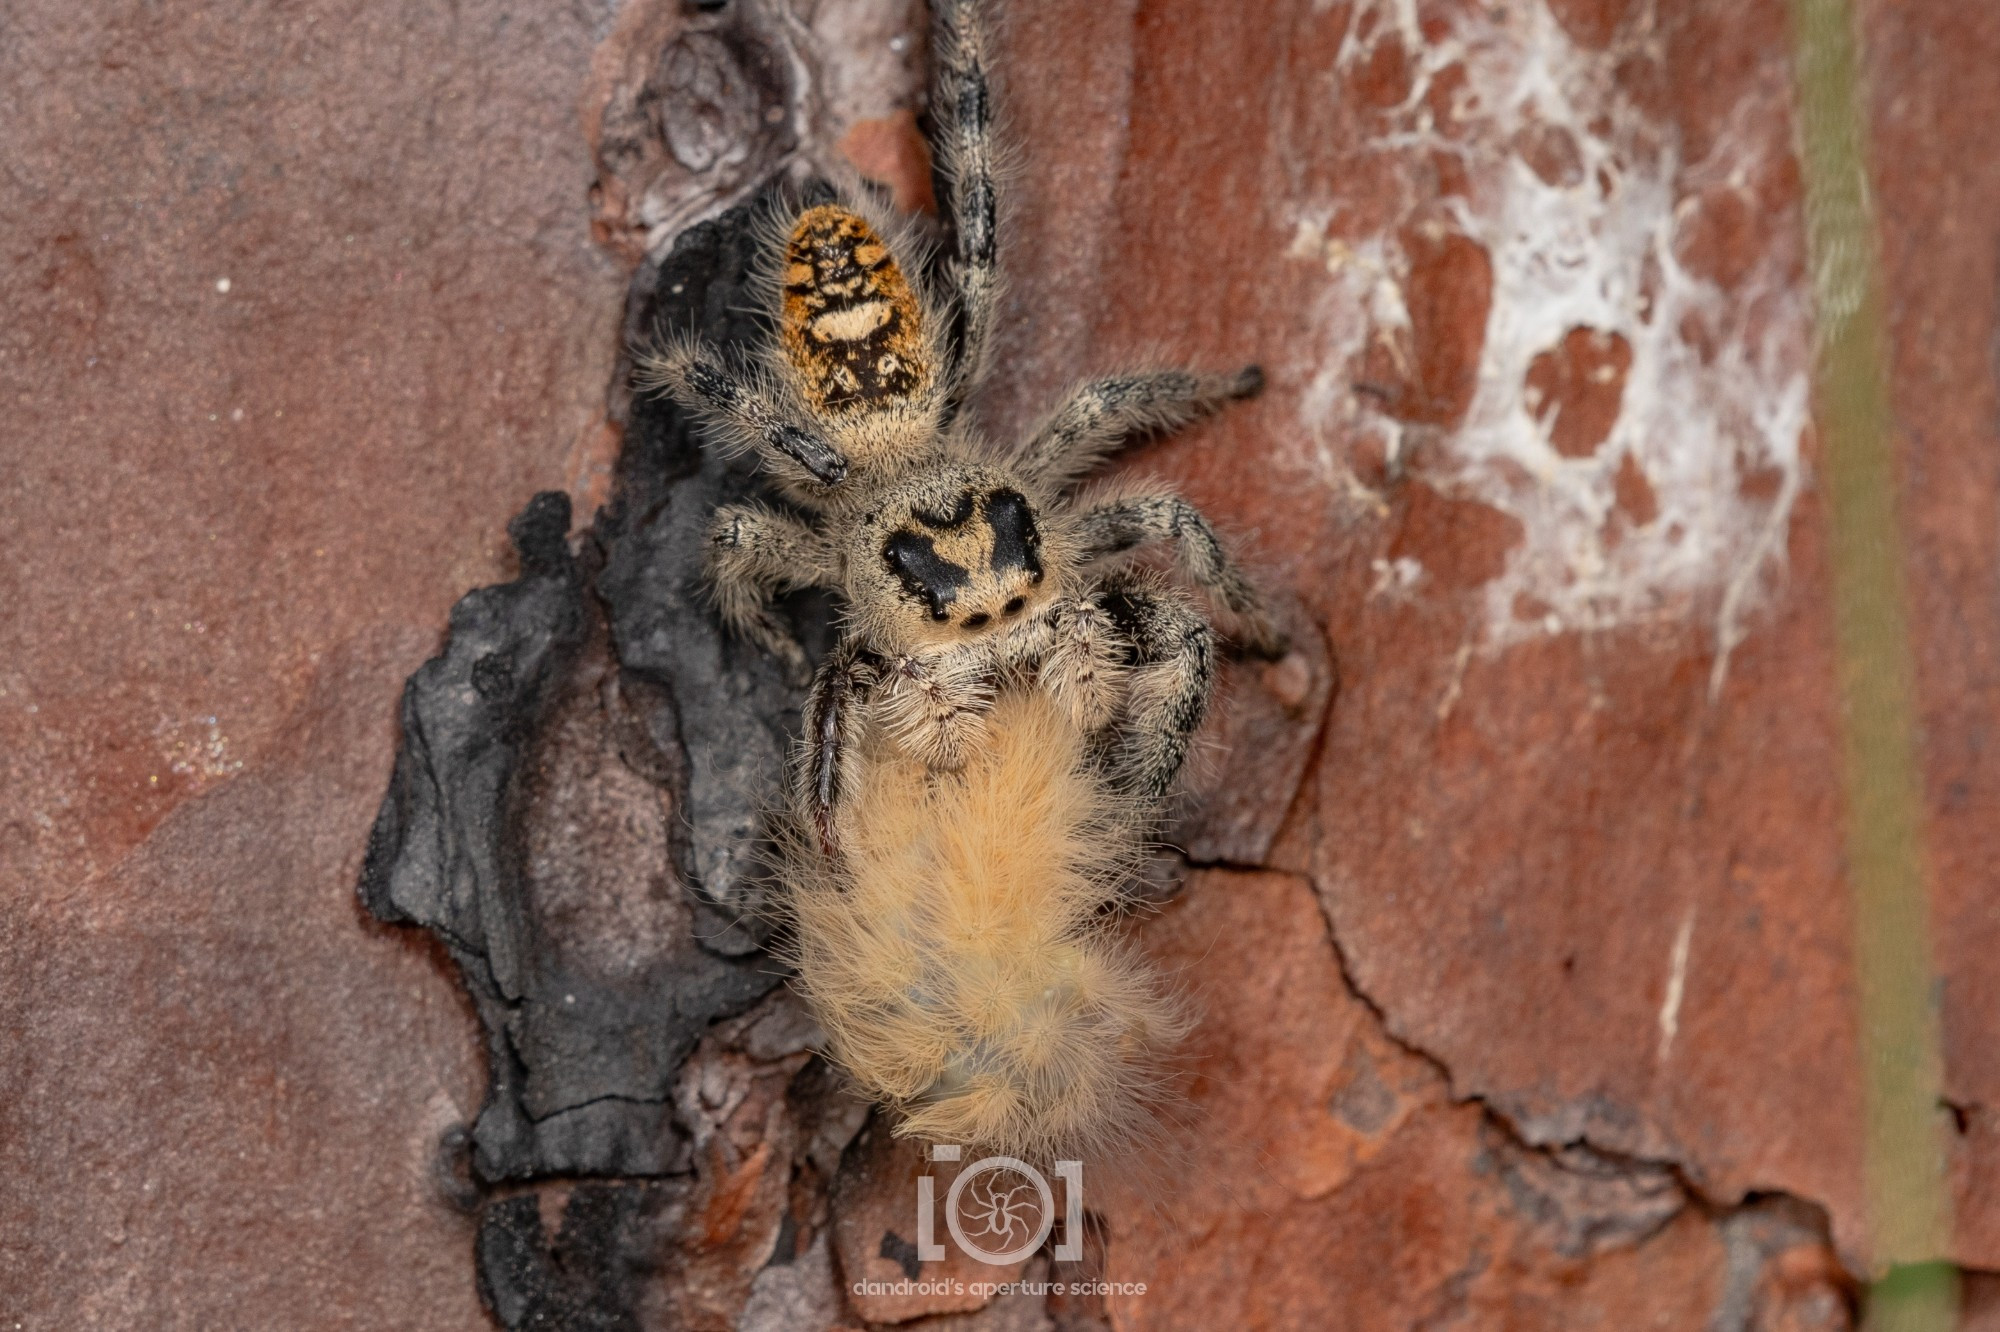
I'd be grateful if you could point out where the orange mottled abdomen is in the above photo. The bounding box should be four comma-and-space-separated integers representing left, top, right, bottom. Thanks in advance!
780, 206, 932, 415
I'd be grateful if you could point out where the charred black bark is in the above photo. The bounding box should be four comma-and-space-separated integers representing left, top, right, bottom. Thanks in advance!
360, 194, 837, 1327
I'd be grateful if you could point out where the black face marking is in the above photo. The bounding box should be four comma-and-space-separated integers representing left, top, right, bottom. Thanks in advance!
984, 489, 1042, 581
912, 489, 977, 530
1003, 597, 1024, 616
884, 531, 971, 620
961, 613, 989, 630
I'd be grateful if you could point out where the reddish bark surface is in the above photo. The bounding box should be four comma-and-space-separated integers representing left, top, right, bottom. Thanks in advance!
3, 0, 616, 1324
6, 0, 1997, 1326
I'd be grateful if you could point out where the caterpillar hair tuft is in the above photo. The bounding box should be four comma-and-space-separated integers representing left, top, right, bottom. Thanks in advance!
775, 688, 1189, 1162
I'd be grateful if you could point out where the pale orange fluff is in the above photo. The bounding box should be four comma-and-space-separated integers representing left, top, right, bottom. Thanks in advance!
780, 688, 1186, 1162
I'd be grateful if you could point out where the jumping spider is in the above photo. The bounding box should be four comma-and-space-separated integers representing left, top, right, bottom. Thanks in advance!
640, 0, 1283, 851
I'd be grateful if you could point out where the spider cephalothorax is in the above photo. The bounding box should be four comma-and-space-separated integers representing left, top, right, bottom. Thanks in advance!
639, 0, 1282, 851
845, 468, 1067, 650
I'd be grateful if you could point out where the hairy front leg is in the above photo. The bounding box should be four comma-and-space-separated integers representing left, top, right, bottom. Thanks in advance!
637, 339, 849, 486
1035, 595, 1127, 734
704, 503, 838, 683
986, 599, 1123, 733
1076, 486, 1288, 657
873, 649, 994, 771
1095, 576, 1217, 803
931, 0, 1000, 399
1013, 366, 1263, 494
797, 639, 881, 857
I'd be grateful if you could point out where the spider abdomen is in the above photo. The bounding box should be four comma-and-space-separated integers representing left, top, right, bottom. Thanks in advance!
779, 205, 933, 415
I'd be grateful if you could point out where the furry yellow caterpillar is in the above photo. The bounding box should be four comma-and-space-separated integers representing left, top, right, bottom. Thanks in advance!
777, 686, 1188, 1161
640, 0, 1281, 1157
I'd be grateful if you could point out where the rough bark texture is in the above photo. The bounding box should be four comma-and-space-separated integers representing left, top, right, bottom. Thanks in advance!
5, 0, 1998, 1328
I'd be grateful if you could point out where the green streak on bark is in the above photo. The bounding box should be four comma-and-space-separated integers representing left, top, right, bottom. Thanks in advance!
1787, 0, 1954, 1315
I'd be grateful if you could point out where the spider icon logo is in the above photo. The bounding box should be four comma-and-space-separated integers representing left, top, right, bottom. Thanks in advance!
952, 1159, 1047, 1259
917, 1147, 1084, 1266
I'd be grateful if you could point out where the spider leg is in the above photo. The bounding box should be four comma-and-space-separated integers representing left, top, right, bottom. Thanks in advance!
1094, 575, 1215, 803
1013, 366, 1264, 494
705, 503, 838, 683
874, 650, 995, 771
797, 639, 881, 858
931, 0, 1000, 399
1075, 486, 1288, 657
637, 339, 849, 486
1036, 593, 1127, 734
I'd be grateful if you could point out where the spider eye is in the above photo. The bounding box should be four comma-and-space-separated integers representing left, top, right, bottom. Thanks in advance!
1003, 597, 1025, 616
962, 613, 991, 630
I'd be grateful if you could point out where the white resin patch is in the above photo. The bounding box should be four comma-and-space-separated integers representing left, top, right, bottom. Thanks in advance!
1292, 0, 1809, 688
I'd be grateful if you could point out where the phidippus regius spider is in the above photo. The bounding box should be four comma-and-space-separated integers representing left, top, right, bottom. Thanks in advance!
639, 0, 1283, 855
